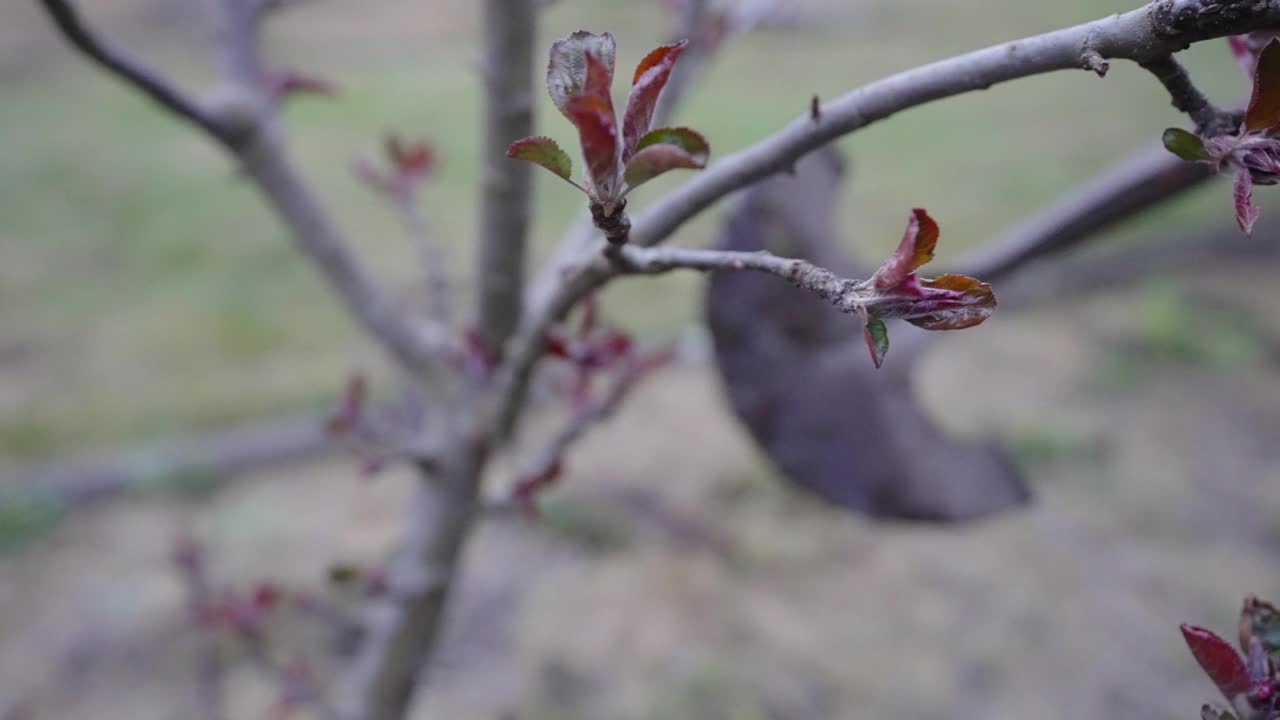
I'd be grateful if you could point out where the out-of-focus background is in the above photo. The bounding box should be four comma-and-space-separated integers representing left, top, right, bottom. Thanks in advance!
3, 0, 1280, 718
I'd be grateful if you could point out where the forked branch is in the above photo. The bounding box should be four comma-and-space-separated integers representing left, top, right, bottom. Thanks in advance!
37, 0, 239, 148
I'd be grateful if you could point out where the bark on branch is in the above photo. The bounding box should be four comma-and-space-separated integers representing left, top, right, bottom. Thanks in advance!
514, 0, 1280, 448
626, 0, 1280, 249
1140, 54, 1241, 135
475, 0, 539, 354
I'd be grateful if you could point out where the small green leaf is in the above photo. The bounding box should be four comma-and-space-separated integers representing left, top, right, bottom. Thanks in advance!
1162, 127, 1210, 161
622, 127, 709, 190
863, 316, 889, 369
506, 136, 584, 192
635, 126, 710, 157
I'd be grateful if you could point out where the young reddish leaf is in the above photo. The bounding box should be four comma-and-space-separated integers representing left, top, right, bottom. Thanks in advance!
507, 136, 581, 190
1230, 35, 1256, 79
567, 93, 622, 200
1245, 39, 1280, 132
632, 126, 709, 158
905, 274, 997, 331
1163, 128, 1211, 162
624, 142, 705, 188
622, 40, 688, 161
1234, 169, 1259, 237
385, 135, 435, 177
547, 31, 617, 120
545, 332, 574, 359
1182, 624, 1254, 699
863, 316, 889, 368
252, 582, 280, 611
623, 127, 709, 189
264, 70, 339, 101
326, 373, 366, 435
513, 461, 563, 515
872, 209, 939, 290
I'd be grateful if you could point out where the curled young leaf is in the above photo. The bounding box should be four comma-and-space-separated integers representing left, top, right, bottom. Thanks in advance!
1243, 595, 1280, 654
507, 136, 582, 191
873, 208, 939, 290
547, 31, 617, 120
1245, 39, 1280, 133
622, 40, 688, 161
1181, 624, 1253, 700
1234, 169, 1259, 237
863, 315, 889, 369
386, 135, 435, 177
1163, 128, 1211, 162
567, 92, 622, 201
623, 127, 710, 189
905, 274, 997, 331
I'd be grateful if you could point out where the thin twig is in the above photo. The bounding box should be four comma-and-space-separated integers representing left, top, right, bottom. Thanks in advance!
1139, 54, 1240, 135
626, 0, 1280, 250
396, 195, 451, 327
511, 0, 1280, 445
955, 139, 1215, 284
514, 348, 674, 494
36, 0, 238, 149
615, 245, 868, 313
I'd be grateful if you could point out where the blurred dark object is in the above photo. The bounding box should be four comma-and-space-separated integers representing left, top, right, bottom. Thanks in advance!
704, 147, 1029, 522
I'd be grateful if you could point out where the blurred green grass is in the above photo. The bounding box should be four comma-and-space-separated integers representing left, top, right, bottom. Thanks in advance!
0, 0, 1253, 462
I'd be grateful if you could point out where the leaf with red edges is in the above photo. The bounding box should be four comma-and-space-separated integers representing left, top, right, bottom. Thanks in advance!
872, 209, 939, 289
905, 275, 997, 330
567, 93, 622, 200
507, 136, 581, 190
1181, 624, 1253, 699
546, 31, 616, 120
1234, 169, 1259, 237
623, 127, 709, 189
1246, 39, 1280, 132
622, 41, 687, 161
1229, 35, 1255, 79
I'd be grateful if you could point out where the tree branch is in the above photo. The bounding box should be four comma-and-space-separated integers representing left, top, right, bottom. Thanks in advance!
475, 0, 539, 354
511, 347, 674, 503
37, 0, 448, 374
626, 0, 1280, 250
613, 245, 865, 316
652, 0, 711, 127
510, 0, 1280, 445
1140, 54, 1241, 135
36, 0, 240, 150
954, 138, 1215, 284
238, 139, 450, 372
335, 447, 486, 720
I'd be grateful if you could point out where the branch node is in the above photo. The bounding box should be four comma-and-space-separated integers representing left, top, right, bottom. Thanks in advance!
1141, 53, 1237, 135
1081, 47, 1110, 76
590, 199, 632, 248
